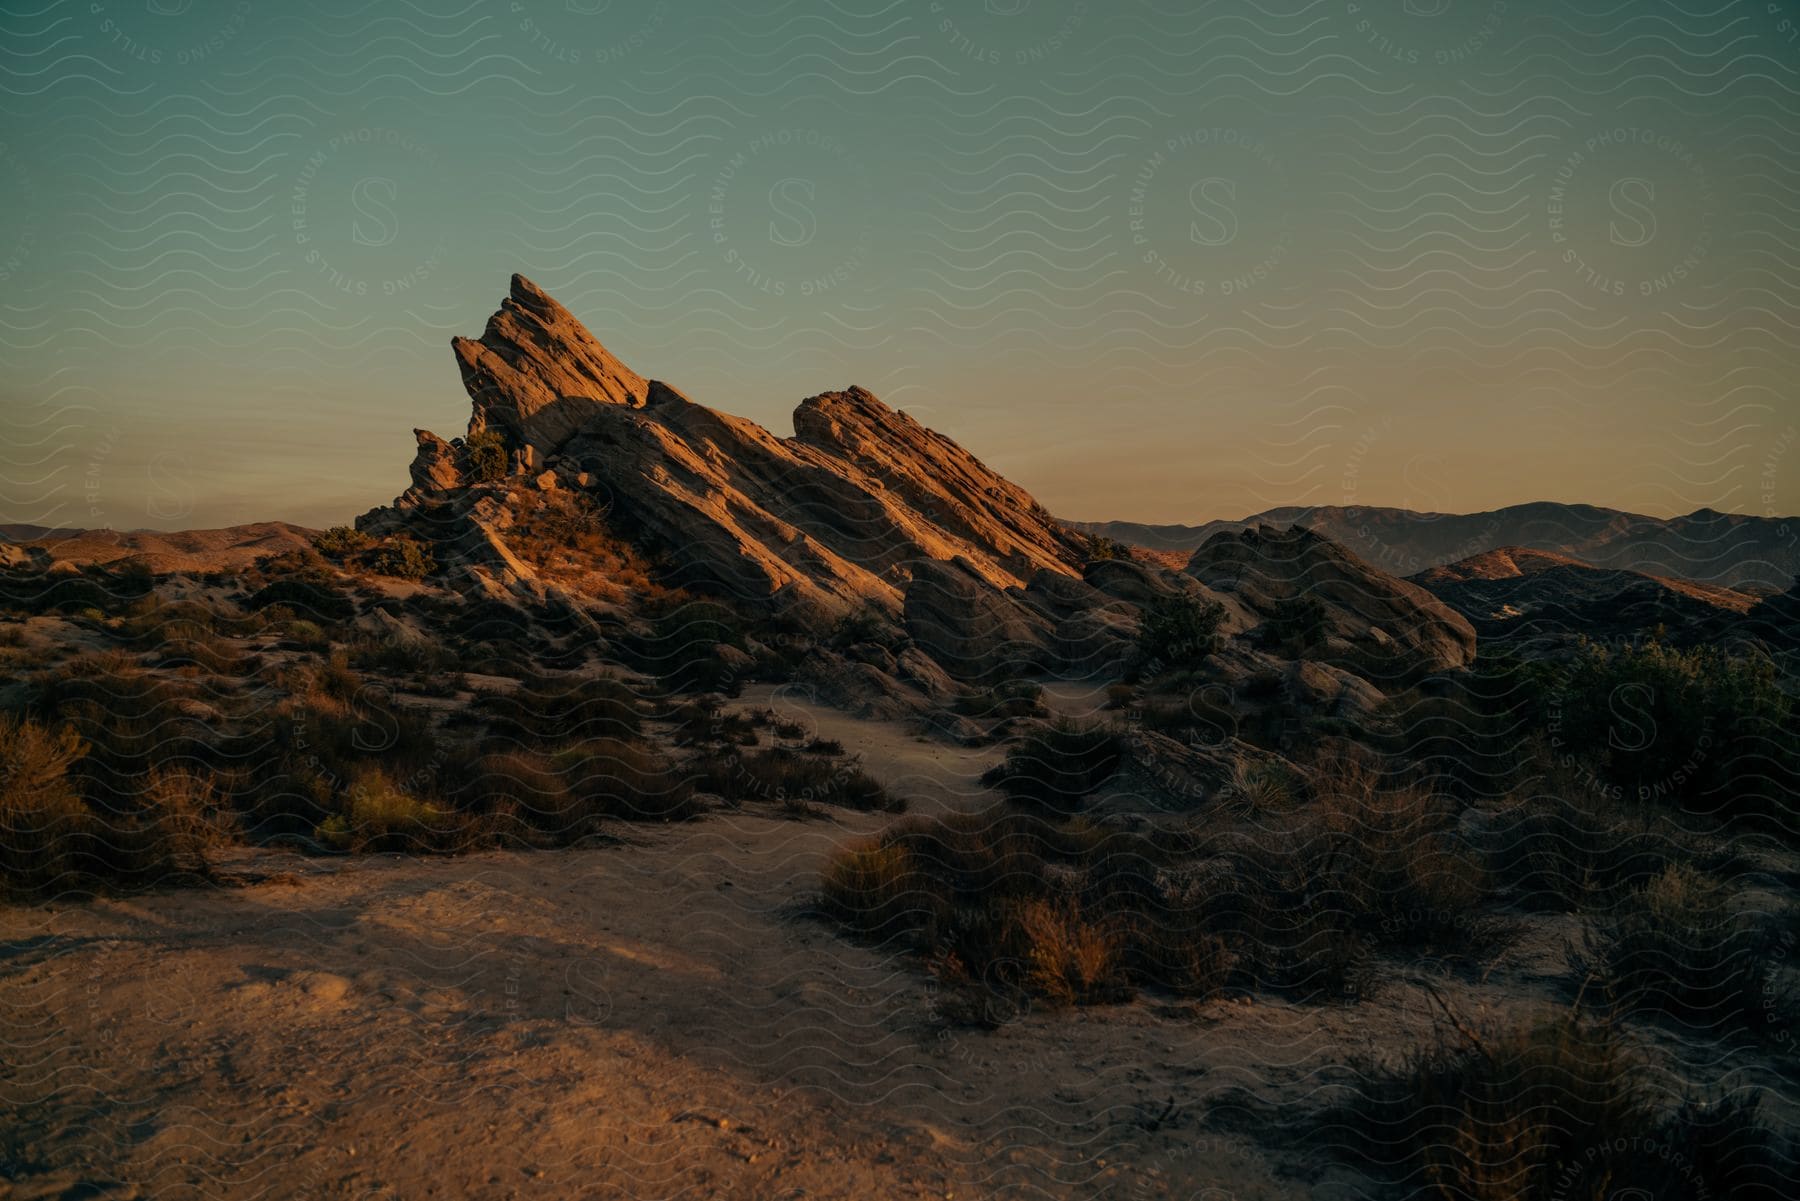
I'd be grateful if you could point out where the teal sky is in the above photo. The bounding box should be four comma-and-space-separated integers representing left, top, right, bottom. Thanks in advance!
2, 0, 1797, 531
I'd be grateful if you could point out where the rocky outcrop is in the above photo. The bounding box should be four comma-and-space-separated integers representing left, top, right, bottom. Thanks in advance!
452, 274, 649, 462
407, 430, 465, 494
366, 275, 1089, 617
1185, 524, 1476, 680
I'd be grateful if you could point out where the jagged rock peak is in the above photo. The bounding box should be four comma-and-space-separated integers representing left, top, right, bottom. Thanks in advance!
451, 273, 650, 459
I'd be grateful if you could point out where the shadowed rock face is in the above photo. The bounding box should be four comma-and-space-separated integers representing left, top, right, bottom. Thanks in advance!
1185, 523, 1477, 680
372, 275, 1088, 614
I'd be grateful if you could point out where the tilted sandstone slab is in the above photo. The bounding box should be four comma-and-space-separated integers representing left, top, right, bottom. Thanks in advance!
452, 274, 649, 460
368, 275, 1089, 616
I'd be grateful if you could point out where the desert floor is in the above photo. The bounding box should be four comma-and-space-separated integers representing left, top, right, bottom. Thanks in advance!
3, 685, 1787, 1200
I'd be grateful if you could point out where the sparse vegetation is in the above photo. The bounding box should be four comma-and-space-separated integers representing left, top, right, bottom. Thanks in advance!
1334, 1008, 1795, 1200
980, 719, 1124, 811
1529, 639, 1797, 827
464, 429, 509, 482
952, 680, 1046, 721
1135, 592, 1225, 670
363, 536, 437, 581
690, 745, 897, 813
822, 759, 1522, 1019
1267, 591, 1329, 653
1574, 865, 1784, 1032
0, 715, 226, 896
312, 526, 373, 559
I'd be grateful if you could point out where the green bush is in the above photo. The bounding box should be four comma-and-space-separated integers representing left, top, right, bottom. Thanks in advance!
465, 429, 509, 483
364, 537, 436, 581
312, 526, 373, 559
1136, 592, 1225, 670
1267, 592, 1329, 652
1533, 639, 1795, 824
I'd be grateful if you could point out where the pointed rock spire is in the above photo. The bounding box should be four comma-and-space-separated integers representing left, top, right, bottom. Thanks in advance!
451, 274, 649, 459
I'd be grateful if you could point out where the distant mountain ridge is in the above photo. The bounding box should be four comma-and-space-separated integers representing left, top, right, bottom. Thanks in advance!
1075, 503, 1799, 591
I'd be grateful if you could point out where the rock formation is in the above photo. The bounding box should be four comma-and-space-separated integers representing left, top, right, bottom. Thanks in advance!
1185, 523, 1477, 680
363, 275, 1089, 616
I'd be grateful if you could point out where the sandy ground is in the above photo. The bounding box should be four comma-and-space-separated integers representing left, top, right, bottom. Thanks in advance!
3, 687, 1788, 1200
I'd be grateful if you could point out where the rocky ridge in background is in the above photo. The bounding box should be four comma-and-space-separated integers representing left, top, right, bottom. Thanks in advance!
1077, 501, 1800, 591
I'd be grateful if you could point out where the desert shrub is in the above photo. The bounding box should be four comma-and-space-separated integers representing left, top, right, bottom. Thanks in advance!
1185, 768, 1511, 998
1136, 592, 1225, 671
821, 808, 1196, 1014
363, 537, 436, 582
1076, 532, 1133, 563
804, 736, 844, 755
1008, 898, 1132, 1005
476, 673, 642, 746
248, 576, 354, 622
831, 604, 902, 650
1266, 592, 1329, 652
1383, 658, 1537, 799
1484, 791, 1692, 912
465, 429, 508, 482
316, 769, 468, 853
690, 745, 896, 812
981, 719, 1124, 811
1333, 1009, 1794, 1200
1529, 639, 1796, 826
551, 737, 700, 823
669, 696, 759, 747
242, 679, 443, 840
0, 716, 90, 894
284, 620, 331, 651
1, 718, 228, 895
1574, 865, 1782, 1032
312, 526, 373, 559
449, 739, 692, 837
953, 680, 1047, 721
31, 653, 218, 799
21, 574, 116, 615
824, 761, 1523, 1017
151, 634, 255, 676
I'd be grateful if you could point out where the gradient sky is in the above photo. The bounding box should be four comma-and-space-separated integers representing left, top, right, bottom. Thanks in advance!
2, 0, 1797, 532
